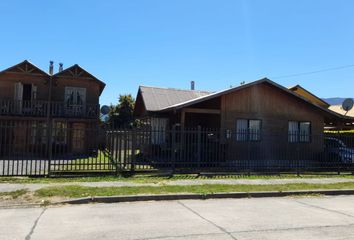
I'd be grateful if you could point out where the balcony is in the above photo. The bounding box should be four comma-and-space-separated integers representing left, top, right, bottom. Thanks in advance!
0, 99, 99, 119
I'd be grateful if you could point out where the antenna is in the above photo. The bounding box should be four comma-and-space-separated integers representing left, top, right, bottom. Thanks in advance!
100, 105, 110, 115
342, 98, 354, 115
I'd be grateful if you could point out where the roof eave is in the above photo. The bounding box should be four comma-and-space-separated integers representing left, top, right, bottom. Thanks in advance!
53, 64, 106, 94
158, 78, 354, 121
288, 84, 330, 108
0, 60, 50, 76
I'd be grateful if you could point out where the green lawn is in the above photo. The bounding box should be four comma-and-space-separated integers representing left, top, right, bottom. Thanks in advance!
35, 182, 354, 198
0, 189, 29, 199
51, 150, 155, 172
52, 151, 116, 172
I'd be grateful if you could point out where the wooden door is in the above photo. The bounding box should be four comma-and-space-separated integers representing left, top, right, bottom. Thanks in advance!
71, 123, 86, 154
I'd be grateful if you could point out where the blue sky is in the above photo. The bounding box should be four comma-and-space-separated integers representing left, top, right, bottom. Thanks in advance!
0, 0, 353, 105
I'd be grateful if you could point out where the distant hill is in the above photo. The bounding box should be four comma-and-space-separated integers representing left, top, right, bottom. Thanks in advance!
322, 98, 354, 105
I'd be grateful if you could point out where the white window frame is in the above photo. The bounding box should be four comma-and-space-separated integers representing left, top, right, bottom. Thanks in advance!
236, 119, 262, 142
64, 87, 87, 115
288, 121, 311, 143
64, 87, 86, 106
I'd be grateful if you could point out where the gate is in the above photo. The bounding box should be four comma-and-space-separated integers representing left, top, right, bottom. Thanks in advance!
0, 121, 116, 176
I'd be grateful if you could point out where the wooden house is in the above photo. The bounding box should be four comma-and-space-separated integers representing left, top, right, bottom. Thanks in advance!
134, 79, 353, 168
0, 60, 105, 158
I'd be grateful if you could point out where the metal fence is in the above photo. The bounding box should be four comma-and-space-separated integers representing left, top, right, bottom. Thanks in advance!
1, 122, 354, 176
106, 127, 354, 174
0, 121, 114, 176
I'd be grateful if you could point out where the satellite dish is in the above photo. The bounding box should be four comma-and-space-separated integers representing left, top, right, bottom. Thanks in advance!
100, 105, 110, 115
342, 98, 354, 114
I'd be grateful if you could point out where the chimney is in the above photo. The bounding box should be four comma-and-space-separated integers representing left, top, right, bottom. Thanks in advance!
49, 61, 54, 75
191, 81, 195, 90
59, 63, 63, 72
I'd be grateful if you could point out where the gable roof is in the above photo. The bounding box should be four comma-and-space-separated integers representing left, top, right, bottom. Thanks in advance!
0, 60, 50, 76
138, 86, 212, 112
53, 64, 106, 95
158, 78, 353, 121
288, 84, 330, 108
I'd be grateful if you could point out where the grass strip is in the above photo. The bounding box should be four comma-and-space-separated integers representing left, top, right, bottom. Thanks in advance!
35, 182, 354, 198
2, 173, 354, 184
0, 189, 29, 199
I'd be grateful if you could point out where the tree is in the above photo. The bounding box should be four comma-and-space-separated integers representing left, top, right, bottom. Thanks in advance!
108, 94, 136, 128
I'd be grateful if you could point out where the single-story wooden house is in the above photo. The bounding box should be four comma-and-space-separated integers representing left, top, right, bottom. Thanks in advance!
133, 78, 354, 169
134, 78, 351, 131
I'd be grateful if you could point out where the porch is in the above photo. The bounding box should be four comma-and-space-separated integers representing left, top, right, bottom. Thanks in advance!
0, 99, 99, 119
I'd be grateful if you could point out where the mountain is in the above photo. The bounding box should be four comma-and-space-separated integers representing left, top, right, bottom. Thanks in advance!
322, 98, 354, 105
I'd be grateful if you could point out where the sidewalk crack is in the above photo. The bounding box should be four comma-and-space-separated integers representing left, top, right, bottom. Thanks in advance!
177, 201, 238, 240
295, 200, 354, 219
25, 208, 47, 240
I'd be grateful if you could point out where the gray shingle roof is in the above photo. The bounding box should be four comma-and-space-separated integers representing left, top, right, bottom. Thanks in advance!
156, 78, 354, 121
139, 86, 212, 111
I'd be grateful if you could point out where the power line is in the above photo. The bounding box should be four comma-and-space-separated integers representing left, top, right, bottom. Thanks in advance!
272, 64, 354, 79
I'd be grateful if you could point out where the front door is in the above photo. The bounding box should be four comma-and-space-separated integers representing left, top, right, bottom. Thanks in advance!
71, 123, 86, 154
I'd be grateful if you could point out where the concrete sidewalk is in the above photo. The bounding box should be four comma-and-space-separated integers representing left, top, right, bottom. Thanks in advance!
1, 177, 354, 192
2, 195, 354, 240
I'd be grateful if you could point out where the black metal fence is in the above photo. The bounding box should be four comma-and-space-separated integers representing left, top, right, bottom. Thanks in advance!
0, 121, 114, 176
1, 122, 354, 176
106, 127, 354, 174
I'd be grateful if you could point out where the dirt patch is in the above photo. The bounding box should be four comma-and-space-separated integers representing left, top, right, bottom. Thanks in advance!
0, 192, 67, 207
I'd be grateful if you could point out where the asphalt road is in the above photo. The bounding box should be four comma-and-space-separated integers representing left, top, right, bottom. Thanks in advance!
2, 196, 354, 240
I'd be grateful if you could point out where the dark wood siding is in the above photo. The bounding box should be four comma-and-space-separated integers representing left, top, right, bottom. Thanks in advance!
220, 82, 324, 137
220, 82, 324, 162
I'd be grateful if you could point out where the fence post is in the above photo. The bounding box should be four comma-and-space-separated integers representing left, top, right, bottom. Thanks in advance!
47, 119, 53, 176
131, 129, 136, 173
296, 145, 300, 176
171, 125, 176, 172
113, 131, 120, 176
247, 134, 251, 176
197, 126, 201, 170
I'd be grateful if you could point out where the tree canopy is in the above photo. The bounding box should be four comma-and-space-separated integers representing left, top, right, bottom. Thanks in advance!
107, 94, 136, 128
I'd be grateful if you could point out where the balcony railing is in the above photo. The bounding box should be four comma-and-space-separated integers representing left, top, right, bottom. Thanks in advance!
0, 99, 99, 119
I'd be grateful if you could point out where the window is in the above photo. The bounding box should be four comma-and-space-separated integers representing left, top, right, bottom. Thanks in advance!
65, 87, 86, 106
299, 122, 311, 142
53, 122, 68, 144
249, 120, 261, 141
14, 83, 37, 101
64, 87, 87, 115
14, 83, 37, 114
236, 119, 261, 141
236, 119, 248, 141
31, 122, 47, 144
150, 118, 169, 144
31, 122, 68, 145
288, 121, 311, 143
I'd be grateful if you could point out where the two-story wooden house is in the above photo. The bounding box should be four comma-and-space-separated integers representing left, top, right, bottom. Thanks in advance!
0, 60, 105, 158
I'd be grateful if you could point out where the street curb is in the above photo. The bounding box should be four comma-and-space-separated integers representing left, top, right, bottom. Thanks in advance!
55, 189, 354, 205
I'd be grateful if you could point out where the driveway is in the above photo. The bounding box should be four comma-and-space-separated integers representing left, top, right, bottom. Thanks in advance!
1, 195, 354, 240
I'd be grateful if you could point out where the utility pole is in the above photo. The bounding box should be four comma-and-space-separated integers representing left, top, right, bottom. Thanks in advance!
46, 61, 54, 175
